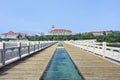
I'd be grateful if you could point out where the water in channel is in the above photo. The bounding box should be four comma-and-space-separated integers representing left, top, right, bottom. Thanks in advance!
40, 43, 83, 80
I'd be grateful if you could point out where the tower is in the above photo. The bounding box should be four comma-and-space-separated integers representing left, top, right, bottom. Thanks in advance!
51, 25, 55, 30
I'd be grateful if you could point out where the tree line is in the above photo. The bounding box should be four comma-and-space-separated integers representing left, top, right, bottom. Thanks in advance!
27, 31, 120, 42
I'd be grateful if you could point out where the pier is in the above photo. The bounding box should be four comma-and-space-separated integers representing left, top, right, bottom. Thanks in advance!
64, 42, 120, 80
0, 42, 57, 80
0, 41, 120, 80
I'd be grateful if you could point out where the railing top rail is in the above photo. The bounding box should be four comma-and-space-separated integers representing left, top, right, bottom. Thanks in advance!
106, 46, 120, 50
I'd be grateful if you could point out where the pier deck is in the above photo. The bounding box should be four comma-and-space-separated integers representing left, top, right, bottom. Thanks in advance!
63, 43, 120, 80
0, 44, 57, 80
0, 42, 120, 80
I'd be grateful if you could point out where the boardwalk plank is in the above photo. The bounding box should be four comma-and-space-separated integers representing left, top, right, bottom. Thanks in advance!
0, 44, 57, 80
63, 43, 120, 80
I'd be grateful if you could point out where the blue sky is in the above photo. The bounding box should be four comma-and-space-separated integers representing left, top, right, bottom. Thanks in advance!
0, 0, 120, 34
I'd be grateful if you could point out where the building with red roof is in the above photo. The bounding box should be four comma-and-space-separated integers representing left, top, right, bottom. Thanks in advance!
47, 25, 72, 35
1, 31, 29, 39
84, 30, 112, 36
91, 30, 112, 36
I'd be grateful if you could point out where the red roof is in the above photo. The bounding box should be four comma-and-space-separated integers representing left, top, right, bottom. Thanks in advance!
52, 29, 72, 32
91, 30, 112, 33
2, 31, 20, 35
2, 30, 29, 37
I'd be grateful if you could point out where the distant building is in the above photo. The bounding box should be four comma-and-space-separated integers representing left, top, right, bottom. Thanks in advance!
1, 31, 29, 39
47, 25, 72, 35
92, 30, 112, 36
36, 32, 44, 36
84, 30, 112, 36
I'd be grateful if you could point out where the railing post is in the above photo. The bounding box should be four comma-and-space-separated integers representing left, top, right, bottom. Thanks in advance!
34, 42, 35, 51
18, 42, 21, 59
37, 41, 39, 50
39, 41, 41, 49
93, 42, 96, 53
2, 43, 5, 65
119, 50, 120, 61
27, 42, 30, 54
110, 48, 114, 58
43, 42, 44, 48
86, 43, 89, 52
38, 41, 40, 50
46, 41, 47, 47
44, 41, 46, 48
41, 42, 42, 49
102, 42, 106, 57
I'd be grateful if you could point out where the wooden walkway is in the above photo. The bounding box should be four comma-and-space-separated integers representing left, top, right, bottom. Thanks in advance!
63, 43, 120, 80
0, 42, 120, 80
0, 44, 57, 80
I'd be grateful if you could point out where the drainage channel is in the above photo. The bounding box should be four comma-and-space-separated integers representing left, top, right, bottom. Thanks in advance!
40, 43, 84, 80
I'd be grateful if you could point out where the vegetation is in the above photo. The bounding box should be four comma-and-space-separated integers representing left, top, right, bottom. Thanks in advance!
27, 32, 95, 41
27, 31, 120, 43
96, 31, 120, 42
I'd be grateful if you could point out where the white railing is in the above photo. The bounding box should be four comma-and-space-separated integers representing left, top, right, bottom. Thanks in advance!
65, 40, 120, 62
0, 41, 57, 68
